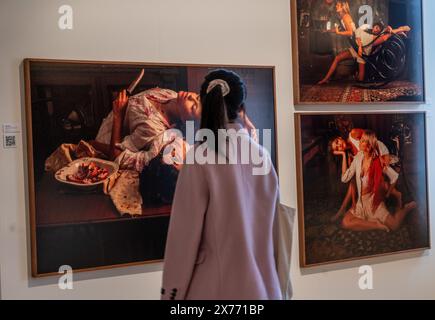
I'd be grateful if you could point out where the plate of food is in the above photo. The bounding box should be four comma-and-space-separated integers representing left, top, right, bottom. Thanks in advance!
55, 158, 119, 189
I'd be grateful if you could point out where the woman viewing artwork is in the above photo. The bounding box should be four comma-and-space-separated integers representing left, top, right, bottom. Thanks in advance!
161, 70, 290, 300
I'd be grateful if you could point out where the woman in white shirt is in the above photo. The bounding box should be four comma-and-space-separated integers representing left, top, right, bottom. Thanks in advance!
336, 130, 416, 232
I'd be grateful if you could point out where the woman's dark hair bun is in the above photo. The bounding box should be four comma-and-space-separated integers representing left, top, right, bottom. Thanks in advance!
200, 69, 246, 120
199, 69, 247, 153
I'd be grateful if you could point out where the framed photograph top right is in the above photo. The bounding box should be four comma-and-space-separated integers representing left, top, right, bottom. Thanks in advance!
291, 0, 425, 105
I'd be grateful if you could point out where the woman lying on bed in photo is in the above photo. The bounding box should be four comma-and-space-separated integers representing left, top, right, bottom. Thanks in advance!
330, 128, 402, 222
335, 130, 416, 232
90, 87, 257, 172
317, 1, 411, 84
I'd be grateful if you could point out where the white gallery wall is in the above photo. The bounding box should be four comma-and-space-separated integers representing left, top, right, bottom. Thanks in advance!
0, 0, 434, 299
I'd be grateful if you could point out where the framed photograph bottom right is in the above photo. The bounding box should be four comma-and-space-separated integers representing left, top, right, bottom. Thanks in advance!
295, 112, 430, 268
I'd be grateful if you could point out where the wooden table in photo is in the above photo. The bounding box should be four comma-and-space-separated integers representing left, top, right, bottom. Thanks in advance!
34, 174, 171, 274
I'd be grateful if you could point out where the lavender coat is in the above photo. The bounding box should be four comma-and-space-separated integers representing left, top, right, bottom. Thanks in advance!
161, 123, 286, 300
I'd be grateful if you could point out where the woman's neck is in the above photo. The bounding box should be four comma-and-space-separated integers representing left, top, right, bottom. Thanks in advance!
158, 99, 179, 125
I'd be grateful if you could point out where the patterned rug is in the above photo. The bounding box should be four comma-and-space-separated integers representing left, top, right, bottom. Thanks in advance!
300, 81, 423, 103
303, 191, 421, 265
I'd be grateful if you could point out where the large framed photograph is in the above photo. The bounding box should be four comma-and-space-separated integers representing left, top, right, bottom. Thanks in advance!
291, 0, 425, 104
295, 112, 430, 267
24, 59, 277, 277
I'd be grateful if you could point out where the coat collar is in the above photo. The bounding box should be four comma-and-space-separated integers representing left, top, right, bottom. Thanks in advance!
225, 122, 248, 134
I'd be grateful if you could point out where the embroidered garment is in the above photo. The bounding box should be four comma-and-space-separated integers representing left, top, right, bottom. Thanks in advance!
95, 88, 178, 172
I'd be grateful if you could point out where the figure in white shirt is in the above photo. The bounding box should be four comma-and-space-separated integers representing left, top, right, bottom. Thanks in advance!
91, 86, 257, 173
330, 128, 402, 222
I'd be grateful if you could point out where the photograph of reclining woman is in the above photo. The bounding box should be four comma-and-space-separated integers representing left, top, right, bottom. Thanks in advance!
24, 59, 277, 276
295, 112, 429, 267
291, 0, 425, 104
